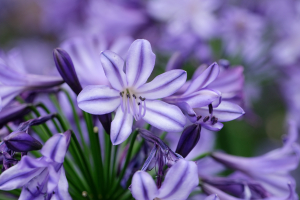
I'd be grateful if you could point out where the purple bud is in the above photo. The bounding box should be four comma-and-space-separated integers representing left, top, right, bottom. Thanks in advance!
17, 113, 56, 132
4, 131, 42, 152
218, 59, 230, 69
0, 104, 31, 128
176, 124, 201, 158
166, 52, 184, 71
53, 48, 82, 95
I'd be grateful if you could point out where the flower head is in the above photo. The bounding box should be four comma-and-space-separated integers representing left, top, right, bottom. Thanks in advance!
78, 39, 187, 144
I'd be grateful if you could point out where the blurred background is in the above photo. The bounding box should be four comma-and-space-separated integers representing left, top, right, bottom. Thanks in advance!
0, 0, 299, 191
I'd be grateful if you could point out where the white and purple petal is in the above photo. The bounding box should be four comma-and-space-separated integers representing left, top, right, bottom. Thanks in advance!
77, 85, 120, 115
158, 159, 199, 200
110, 107, 133, 145
184, 62, 220, 95
126, 39, 156, 88
136, 70, 187, 99
142, 100, 186, 133
131, 171, 158, 200
100, 50, 127, 91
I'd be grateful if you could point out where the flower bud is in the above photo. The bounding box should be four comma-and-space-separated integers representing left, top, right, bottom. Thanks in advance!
4, 131, 42, 152
17, 113, 56, 132
176, 124, 201, 158
53, 48, 82, 95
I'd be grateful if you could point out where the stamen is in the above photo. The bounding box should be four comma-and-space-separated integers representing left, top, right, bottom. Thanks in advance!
203, 116, 210, 122
209, 104, 213, 114
119, 92, 123, 97
120, 96, 125, 112
197, 115, 202, 121
132, 94, 136, 99
127, 96, 131, 114
211, 116, 218, 125
142, 100, 146, 117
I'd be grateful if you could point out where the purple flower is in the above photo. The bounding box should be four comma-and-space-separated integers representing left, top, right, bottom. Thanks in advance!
164, 63, 245, 131
0, 103, 31, 128
131, 159, 198, 200
77, 39, 187, 145
61, 35, 133, 87
0, 51, 63, 109
211, 121, 300, 198
0, 130, 72, 200
4, 131, 42, 152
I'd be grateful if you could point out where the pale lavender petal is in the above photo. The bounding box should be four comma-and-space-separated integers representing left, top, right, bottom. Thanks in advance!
18, 156, 49, 169
19, 168, 49, 200
201, 122, 224, 131
47, 164, 61, 194
131, 171, 158, 200
111, 107, 133, 145
202, 184, 239, 200
77, 85, 120, 115
176, 89, 220, 108
158, 159, 198, 200
126, 39, 156, 88
0, 85, 25, 108
41, 132, 70, 163
100, 50, 127, 91
136, 70, 187, 99
53, 167, 72, 200
175, 102, 197, 123
0, 97, 2, 111
194, 101, 245, 122
0, 164, 44, 190
184, 63, 220, 95
205, 194, 220, 200
142, 100, 186, 133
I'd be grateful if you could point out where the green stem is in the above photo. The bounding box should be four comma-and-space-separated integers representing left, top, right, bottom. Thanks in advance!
5, 125, 13, 133
104, 132, 112, 189
191, 152, 211, 161
35, 103, 61, 133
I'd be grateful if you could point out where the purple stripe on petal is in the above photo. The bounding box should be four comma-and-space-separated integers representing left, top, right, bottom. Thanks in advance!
77, 85, 120, 115
201, 122, 224, 131
136, 70, 187, 99
100, 50, 127, 91
131, 171, 158, 200
110, 107, 133, 145
174, 102, 197, 123
184, 62, 220, 95
126, 39, 156, 88
142, 100, 186, 133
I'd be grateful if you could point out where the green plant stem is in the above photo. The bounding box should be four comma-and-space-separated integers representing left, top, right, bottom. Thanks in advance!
35, 103, 61, 133
5, 125, 13, 132
104, 132, 112, 189
49, 94, 71, 129
191, 152, 211, 161
108, 130, 138, 198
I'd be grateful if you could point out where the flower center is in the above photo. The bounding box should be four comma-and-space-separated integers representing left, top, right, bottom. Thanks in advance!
119, 88, 146, 121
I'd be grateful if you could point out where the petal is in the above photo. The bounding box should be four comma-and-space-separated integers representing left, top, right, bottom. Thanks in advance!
174, 102, 197, 123
177, 89, 221, 108
184, 62, 220, 95
111, 107, 133, 145
4, 131, 42, 152
136, 70, 187, 99
0, 163, 44, 190
202, 184, 238, 200
205, 194, 220, 200
126, 39, 156, 88
47, 164, 62, 194
194, 101, 245, 122
158, 159, 198, 200
61, 35, 109, 86
131, 171, 158, 200
100, 50, 127, 90
201, 122, 224, 131
77, 85, 120, 115
142, 100, 186, 133
41, 132, 70, 163
53, 167, 72, 200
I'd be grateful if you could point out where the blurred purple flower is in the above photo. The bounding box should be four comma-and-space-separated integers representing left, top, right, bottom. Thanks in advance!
0, 130, 72, 200
131, 159, 198, 200
0, 51, 63, 109
77, 39, 187, 145
61, 35, 133, 87
211, 121, 300, 198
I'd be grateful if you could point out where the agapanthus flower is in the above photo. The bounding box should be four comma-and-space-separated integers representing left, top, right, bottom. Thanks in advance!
0, 130, 72, 200
211, 121, 300, 198
78, 39, 187, 144
164, 62, 245, 131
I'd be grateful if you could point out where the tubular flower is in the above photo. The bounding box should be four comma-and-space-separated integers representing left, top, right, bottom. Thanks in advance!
0, 130, 72, 200
131, 159, 198, 200
77, 39, 187, 145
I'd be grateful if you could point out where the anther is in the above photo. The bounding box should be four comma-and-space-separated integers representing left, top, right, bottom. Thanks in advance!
127, 93, 130, 98
139, 96, 146, 101
211, 116, 218, 125
120, 92, 123, 97
132, 94, 136, 99
208, 104, 213, 114
138, 102, 141, 105
203, 116, 210, 122
197, 115, 202, 121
